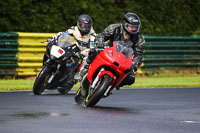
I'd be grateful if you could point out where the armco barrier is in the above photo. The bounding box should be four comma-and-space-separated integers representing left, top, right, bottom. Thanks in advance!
143, 36, 200, 68
0, 32, 200, 77
0, 32, 55, 76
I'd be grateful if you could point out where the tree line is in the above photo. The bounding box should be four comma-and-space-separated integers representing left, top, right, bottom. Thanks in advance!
0, 0, 199, 35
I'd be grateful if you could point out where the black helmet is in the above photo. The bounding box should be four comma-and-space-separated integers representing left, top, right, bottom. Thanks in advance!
77, 14, 93, 35
124, 12, 141, 34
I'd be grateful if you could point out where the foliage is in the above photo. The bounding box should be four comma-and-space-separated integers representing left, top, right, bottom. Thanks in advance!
0, 0, 200, 35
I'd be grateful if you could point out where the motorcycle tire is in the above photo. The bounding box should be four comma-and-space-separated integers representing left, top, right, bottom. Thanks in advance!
33, 66, 51, 95
85, 74, 113, 107
57, 83, 74, 94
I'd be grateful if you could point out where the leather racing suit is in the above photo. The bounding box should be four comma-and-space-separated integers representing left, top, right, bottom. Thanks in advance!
97, 23, 145, 86
44, 26, 96, 64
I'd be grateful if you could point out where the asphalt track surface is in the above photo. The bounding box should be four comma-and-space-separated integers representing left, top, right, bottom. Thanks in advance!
0, 87, 200, 133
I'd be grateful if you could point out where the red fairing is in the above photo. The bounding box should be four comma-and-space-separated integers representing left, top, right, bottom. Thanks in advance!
98, 70, 115, 79
87, 43, 133, 90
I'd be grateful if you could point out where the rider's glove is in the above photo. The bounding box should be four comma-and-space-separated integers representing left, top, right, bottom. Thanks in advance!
47, 32, 64, 42
52, 32, 64, 40
95, 36, 104, 48
76, 52, 84, 59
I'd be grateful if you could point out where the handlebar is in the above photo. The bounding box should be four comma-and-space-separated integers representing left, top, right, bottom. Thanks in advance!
41, 37, 54, 43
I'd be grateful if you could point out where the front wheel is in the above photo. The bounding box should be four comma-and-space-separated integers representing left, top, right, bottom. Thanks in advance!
57, 82, 74, 94
85, 74, 113, 107
33, 66, 51, 95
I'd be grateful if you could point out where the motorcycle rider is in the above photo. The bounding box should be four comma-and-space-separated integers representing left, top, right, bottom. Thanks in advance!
43, 14, 96, 65
76, 12, 145, 100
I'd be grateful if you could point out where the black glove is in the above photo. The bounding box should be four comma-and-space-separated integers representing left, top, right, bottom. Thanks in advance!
130, 64, 138, 72
76, 52, 84, 59
47, 32, 64, 42
95, 36, 104, 48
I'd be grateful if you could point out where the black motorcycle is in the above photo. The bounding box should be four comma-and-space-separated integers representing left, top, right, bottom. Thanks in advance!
33, 33, 83, 95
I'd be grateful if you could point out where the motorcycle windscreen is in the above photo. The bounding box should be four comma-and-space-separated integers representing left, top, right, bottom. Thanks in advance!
114, 41, 134, 58
57, 34, 77, 48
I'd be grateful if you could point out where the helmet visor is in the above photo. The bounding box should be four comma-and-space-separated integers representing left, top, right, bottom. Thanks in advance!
125, 23, 139, 33
126, 23, 139, 32
78, 22, 92, 34
79, 23, 91, 29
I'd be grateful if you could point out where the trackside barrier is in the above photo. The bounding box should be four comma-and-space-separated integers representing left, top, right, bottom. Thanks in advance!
0, 32, 55, 76
0, 32, 200, 77
143, 35, 200, 68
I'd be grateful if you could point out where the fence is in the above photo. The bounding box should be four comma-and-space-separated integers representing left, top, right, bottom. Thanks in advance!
143, 36, 200, 68
0, 32, 200, 77
0, 32, 55, 76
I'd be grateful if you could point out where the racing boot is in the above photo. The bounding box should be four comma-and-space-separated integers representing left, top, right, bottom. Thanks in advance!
74, 87, 84, 104
116, 72, 135, 90
75, 81, 88, 105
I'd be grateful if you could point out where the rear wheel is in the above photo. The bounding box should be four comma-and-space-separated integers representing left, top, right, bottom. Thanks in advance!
33, 66, 51, 95
85, 74, 113, 107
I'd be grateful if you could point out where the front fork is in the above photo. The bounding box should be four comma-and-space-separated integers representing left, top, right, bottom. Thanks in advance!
90, 68, 104, 89
89, 68, 115, 97
45, 63, 62, 89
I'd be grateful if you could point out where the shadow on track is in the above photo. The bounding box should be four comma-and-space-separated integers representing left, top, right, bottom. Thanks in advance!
31, 90, 76, 96
76, 105, 140, 115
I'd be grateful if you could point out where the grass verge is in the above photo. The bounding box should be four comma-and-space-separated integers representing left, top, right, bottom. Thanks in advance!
0, 75, 200, 91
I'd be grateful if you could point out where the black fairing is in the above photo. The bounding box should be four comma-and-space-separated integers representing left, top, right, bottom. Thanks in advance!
42, 33, 80, 90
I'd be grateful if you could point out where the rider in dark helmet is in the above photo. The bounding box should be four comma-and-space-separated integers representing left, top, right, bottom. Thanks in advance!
75, 12, 145, 103
50, 14, 95, 43
78, 12, 145, 96
77, 14, 93, 35
43, 14, 96, 65
96, 12, 145, 88
124, 12, 141, 35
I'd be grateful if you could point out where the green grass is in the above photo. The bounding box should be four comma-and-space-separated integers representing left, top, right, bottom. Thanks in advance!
127, 75, 200, 88
0, 80, 34, 91
0, 75, 200, 91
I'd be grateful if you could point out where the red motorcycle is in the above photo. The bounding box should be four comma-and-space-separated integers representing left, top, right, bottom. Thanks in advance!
75, 41, 134, 107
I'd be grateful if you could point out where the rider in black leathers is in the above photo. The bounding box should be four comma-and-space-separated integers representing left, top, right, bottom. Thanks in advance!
80, 12, 146, 88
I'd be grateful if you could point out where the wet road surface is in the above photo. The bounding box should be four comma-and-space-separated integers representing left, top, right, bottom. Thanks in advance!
0, 88, 200, 133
